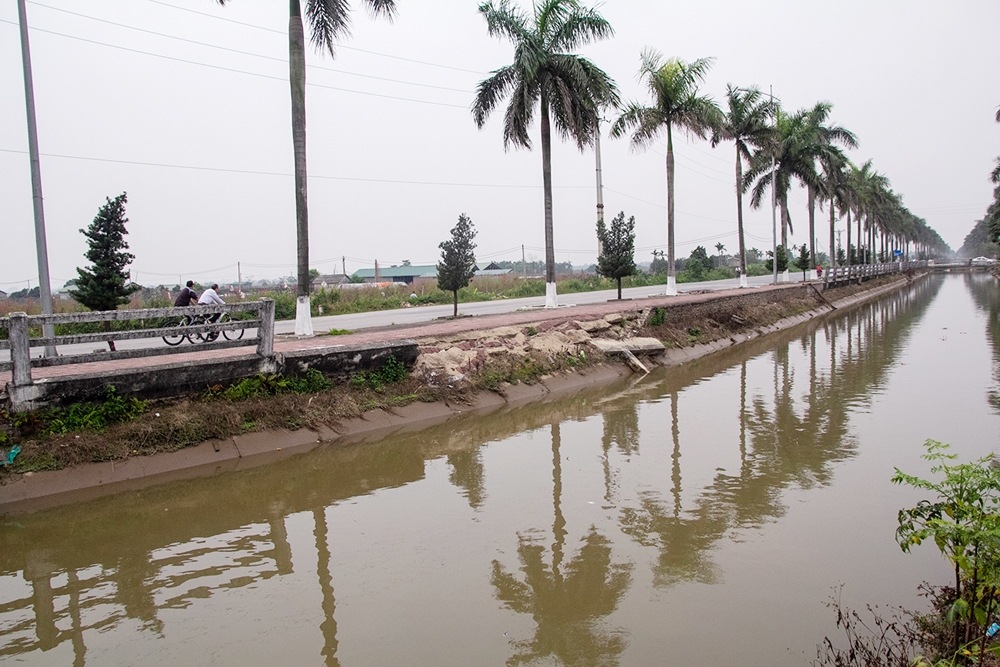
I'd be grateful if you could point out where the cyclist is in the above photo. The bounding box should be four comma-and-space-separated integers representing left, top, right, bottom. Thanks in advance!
198, 283, 226, 323
174, 280, 198, 306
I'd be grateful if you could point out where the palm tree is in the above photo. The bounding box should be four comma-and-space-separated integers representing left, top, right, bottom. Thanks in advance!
710, 85, 774, 286
800, 103, 856, 269
848, 160, 891, 264
744, 107, 817, 257
215, 0, 397, 335
611, 52, 721, 296
473, 0, 617, 308
818, 151, 850, 267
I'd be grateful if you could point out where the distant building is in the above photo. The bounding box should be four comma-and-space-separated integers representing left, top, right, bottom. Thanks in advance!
313, 274, 350, 290
352, 265, 437, 284
474, 263, 513, 277
0, 290, 7, 300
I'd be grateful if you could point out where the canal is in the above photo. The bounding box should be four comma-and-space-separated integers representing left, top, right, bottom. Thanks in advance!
2, 273, 998, 666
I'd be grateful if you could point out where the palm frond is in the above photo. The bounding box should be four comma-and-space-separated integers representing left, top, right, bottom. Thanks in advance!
306, 0, 353, 54
479, 0, 531, 45
473, 65, 519, 128
502, 79, 537, 149
549, 6, 614, 51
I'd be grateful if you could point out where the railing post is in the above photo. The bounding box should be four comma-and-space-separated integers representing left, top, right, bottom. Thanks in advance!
9, 312, 32, 387
257, 298, 274, 357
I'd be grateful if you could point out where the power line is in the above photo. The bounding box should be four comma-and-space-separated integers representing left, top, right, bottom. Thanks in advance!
27, 1, 474, 94
144, 0, 487, 75
0, 18, 469, 109
0, 147, 586, 189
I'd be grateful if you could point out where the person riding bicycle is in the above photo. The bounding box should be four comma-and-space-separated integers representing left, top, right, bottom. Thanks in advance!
174, 280, 198, 307
198, 284, 225, 323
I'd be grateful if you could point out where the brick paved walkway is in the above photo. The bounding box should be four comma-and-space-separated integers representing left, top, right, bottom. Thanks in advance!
1, 283, 805, 385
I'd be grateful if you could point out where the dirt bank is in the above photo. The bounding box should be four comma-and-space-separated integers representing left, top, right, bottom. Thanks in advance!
0, 273, 917, 512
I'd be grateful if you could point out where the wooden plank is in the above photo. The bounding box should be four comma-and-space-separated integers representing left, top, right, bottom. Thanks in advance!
26, 320, 260, 347
26, 302, 263, 326
27, 338, 256, 368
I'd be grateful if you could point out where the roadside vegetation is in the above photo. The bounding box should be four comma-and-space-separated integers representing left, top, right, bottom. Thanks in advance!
815, 441, 1000, 666
0, 250, 806, 330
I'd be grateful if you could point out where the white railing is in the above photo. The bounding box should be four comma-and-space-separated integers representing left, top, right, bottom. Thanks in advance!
0, 299, 275, 388
822, 261, 926, 287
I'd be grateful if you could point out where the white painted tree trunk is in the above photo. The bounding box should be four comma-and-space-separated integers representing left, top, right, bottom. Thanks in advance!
665, 275, 677, 296
739, 274, 748, 288
295, 296, 313, 336
545, 282, 558, 308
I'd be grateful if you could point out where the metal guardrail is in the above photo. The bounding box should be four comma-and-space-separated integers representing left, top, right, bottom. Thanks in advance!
0, 299, 275, 388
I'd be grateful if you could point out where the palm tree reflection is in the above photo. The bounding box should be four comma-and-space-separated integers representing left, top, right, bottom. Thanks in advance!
493, 424, 632, 666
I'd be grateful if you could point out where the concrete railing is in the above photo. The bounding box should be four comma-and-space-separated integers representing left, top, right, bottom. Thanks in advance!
822, 261, 926, 288
0, 299, 275, 389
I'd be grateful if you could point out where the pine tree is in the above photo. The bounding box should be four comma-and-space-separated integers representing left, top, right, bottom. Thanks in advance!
437, 214, 477, 317
70, 193, 140, 350
596, 211, 637, 299
797, 243, 811, 279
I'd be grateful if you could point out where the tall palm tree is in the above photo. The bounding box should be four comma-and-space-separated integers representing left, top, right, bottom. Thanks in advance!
745, 108, 817, 255
710, 85, 774, 286
473, 0, 617, 308
611, 52, 721, 296
846, 160, 890, 264
215, 0, 397, 335
818, 151, 850, 266
800, 103, 856, 269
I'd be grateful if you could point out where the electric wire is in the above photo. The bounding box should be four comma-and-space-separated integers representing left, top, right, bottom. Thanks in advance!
0, 18, 470, 109
143, 0, 487, 75
26, 1, 474, 94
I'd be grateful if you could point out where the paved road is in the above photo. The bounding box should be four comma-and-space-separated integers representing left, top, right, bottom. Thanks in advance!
278, 271, 805, 334
6, 272, 806, 361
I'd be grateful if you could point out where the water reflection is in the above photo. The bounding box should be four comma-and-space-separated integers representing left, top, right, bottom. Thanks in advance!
0, 275, 951, 665
614, 276, 943, 590
492, 424, 632, 666
963, 273, 1000, 415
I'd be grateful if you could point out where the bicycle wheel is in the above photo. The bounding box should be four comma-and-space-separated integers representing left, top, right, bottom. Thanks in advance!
221, 313, 245, 341
162, 316, 189, 346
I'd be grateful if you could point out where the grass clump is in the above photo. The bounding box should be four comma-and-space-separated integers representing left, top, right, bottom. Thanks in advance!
209, 368, 334, 401
351, 355, 409, 391
4, 386, 146, 438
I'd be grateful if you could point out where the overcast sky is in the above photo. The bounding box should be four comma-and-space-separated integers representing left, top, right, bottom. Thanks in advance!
2, 0, 998, 289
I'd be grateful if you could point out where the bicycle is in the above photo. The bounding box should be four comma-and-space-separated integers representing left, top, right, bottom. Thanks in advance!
162, 312, 244, 346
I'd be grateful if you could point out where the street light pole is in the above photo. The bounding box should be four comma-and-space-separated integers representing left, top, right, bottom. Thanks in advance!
17, 0, 56, 357
770, 86, 778, 286
595, 119, 605, 258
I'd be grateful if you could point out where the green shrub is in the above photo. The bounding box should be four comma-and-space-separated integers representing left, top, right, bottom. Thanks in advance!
648, 307, 665, 327
350, 355, 409, 391
41, 386, 146, 435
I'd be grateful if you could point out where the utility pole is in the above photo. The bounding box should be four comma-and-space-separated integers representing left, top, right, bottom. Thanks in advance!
342, 255, 346, 277
238, 261, 242, 296
18, 0, 56, 357
522, 244, 526, 279
770, 86, 778, 286
595, 120, 605, 258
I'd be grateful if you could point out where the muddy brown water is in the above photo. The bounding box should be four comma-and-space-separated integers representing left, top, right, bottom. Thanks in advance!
2, 273, 999, 666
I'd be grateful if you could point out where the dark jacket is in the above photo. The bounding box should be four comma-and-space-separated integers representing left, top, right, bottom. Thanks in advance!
174, 287, 198, 307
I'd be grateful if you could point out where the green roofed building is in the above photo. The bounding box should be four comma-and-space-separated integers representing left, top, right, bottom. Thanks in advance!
351, 263, 512, 284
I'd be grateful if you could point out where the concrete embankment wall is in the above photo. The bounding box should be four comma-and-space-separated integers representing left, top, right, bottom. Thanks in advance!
11, 340, 419, 411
